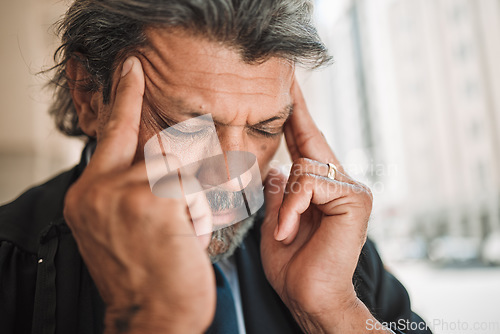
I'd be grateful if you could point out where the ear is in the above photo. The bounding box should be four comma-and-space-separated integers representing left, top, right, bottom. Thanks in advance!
66, 58, 99, 138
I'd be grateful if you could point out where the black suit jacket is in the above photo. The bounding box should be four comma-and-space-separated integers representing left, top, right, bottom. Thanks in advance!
0, 146, 431, 334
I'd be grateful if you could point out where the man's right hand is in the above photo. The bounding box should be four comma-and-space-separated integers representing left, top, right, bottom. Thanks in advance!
63, 56, 215, 334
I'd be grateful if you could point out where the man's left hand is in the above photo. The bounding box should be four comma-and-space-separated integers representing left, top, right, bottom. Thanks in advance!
261, 81, 389, 333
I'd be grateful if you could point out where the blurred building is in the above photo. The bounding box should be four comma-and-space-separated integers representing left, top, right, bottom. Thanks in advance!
389, 0, 500, 241
311, 0, 414, 243
311, 0, 500, 255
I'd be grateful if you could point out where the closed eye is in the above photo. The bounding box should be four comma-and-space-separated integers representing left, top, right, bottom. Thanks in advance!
248, 126, 283, 138
166, 126, 209, 139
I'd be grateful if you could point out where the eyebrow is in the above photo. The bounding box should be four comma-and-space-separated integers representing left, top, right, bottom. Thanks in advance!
155, 96, 294, 127
253, 104, 294, 126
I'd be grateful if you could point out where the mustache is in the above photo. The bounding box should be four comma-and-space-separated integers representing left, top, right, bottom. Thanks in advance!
205, 183, 260, 213
205, 189, 245, 212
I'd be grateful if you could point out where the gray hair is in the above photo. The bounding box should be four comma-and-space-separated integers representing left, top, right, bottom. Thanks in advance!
48, 0, 331, 138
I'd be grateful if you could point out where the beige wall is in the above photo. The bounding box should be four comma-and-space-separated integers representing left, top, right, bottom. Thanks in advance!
0, 0, 83, 204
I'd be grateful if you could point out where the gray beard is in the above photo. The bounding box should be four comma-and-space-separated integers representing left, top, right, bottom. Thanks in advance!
207, 214, 256, 263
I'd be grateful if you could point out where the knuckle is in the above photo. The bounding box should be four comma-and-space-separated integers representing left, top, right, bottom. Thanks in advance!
64, 180, 111, 225
85, 181, 107, 202
296, 174, 314, 192
120, 188, 152, 217
292, 157, 311, 166
296, 174, 308, 184
84, 182, 112, 214
291, 157, 313, 174
355, 188, 373, 215
356, 182, 373, 201
364, 186, 373, 200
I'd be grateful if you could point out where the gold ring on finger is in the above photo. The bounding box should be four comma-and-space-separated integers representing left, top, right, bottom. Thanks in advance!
327, 162, 337, 181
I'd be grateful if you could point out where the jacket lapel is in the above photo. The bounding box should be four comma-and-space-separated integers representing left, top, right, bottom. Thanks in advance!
234, 217, 302, 334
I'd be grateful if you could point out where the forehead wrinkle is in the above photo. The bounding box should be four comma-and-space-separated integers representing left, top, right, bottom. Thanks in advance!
147, 93, 292, 128
137, 48, 163, 76
147, 42, 236, 73
162, 81, 285, 98
139, 52, 174, 91
141, 87, 171, 128
142, 30, 177, 68
143, 93, 202, 123
141, 53, 288, 97
144, 69, 287, 100
143, 70, 164, 98
142, 33, 293, 94
174, 69, 281, 84
138, 58, 174, 115
146, 41, 286, 79
140, 56, 288, 102
145, 28, 242, 69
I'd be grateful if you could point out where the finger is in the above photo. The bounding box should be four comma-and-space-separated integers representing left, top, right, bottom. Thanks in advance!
286, 158, 355, 194
262, 168, 287, 239
88, 56, 145, 174
288, 80, 344, 171
264, 168, 287, 213
277, 174, 360, 243
284, 120, 300, 162
279, 160, 360, 244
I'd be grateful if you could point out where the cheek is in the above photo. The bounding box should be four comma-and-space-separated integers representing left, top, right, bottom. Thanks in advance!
253, 137, 281, 180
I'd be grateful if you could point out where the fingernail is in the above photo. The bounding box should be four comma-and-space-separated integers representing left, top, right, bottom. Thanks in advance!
121, 57, 134, 77
274, 224, 287, 241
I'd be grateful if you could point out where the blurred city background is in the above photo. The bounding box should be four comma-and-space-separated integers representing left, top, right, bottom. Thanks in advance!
1, 0, 499, 333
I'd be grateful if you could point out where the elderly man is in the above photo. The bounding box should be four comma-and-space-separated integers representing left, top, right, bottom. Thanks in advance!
0, 1, 431, 333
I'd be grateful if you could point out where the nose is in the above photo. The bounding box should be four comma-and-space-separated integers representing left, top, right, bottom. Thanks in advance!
197, 125, 252, 192
217, 124, 248, 153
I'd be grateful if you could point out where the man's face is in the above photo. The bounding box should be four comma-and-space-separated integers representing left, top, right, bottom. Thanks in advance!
99, 28, 294, 180
94, 28, 295, 259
